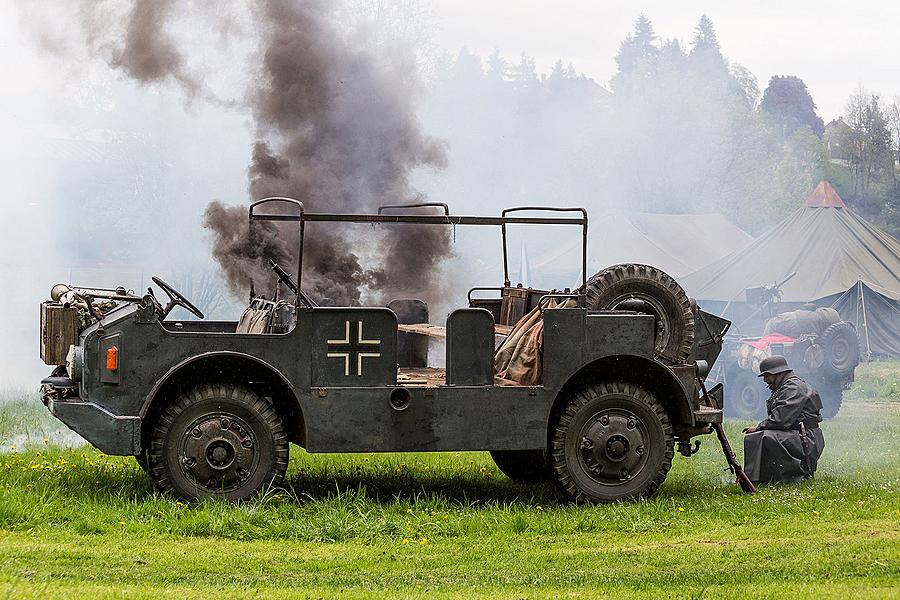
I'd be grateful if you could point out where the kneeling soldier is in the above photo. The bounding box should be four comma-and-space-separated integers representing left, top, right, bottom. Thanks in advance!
742, 356, 825, 483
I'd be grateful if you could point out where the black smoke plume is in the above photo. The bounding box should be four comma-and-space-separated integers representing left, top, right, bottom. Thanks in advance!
20, 0, 452, 305
207, 0, 450, 305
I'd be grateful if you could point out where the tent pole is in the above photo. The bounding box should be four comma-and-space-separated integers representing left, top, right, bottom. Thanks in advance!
858, 280, 871, 361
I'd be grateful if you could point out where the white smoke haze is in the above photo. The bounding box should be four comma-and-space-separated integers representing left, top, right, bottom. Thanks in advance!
0, 2, 884, 385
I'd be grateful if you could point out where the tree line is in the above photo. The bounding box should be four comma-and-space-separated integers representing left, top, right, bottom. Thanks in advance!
419, 14, 900, 238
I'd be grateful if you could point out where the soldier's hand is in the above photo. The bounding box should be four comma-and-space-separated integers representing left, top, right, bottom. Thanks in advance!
742, 426, 758, 434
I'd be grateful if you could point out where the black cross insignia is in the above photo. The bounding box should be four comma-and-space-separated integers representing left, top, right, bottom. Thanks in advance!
326, 320, 382, 376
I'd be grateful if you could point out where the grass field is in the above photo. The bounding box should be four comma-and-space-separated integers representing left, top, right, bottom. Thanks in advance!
0, 364, 897, 598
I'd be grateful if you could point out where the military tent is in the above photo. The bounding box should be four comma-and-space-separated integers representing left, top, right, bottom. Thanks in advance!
681, 181, 900, 356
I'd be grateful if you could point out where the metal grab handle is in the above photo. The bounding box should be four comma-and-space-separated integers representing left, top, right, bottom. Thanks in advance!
500, 206, 588, 220
499, 206, 588, 290
467, 286, 506, 304
377, 202, 450, 216
249, 197, 305, 221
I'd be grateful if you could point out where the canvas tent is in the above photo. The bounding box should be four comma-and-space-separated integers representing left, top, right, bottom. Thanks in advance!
681, 181, 900, 356
822, 281, 900, 359
533, 211, 753, 281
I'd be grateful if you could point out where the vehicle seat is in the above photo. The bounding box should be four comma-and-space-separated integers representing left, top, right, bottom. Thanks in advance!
446, 308, 495, 385
236, 299, 295, 334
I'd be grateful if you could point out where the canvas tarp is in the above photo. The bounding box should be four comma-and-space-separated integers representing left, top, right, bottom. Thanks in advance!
681, 181, 900, 356
534, 212, 753, 279
494, 298, 577, 385
681, 192, 900, 303
821, 281, 900, 357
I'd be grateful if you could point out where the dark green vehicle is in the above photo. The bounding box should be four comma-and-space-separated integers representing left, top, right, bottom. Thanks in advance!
39, 198, 731, 502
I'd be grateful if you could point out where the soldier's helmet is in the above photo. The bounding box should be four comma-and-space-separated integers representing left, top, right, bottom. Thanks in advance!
757, 355, 793, 377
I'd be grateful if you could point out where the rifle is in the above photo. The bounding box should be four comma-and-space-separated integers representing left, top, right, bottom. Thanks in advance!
699, 378, 757, 494
798, 422, 813, 478
268, 260, 318, 308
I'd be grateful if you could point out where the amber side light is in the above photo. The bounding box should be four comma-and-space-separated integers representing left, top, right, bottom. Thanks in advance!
106, 346, 118, 371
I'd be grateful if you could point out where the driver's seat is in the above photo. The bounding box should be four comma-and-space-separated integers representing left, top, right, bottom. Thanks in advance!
236, 298, 294, 334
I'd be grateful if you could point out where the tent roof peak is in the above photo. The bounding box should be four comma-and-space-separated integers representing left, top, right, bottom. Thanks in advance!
805, 180, 846, 208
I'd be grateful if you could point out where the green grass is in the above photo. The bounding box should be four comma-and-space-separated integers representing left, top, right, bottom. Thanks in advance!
845, 359, 900, 400
0, 363, 898, 597
0, 388, 52, 442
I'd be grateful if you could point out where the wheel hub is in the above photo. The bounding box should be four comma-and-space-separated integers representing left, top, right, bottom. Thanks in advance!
832, 338, 848, 361
179, 413, 257, 493
605, 435, 629, 461
737, 382, 760, 415
579, 408, 649, 483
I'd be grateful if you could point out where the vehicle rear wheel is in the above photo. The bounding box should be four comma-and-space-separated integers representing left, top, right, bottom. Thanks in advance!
818, 386, 843, 420
724, 368, 767, 420
147, 384, 289, 501
582, 264, 694, 364
489, 450, 550, 483
549, 382, 673, 503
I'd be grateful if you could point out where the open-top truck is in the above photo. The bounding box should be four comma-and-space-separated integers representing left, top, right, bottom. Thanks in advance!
39, 198, 734, 502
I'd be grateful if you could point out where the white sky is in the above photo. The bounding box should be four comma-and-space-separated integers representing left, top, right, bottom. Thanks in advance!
2, 1, 898, 121
430, 0, 900, 120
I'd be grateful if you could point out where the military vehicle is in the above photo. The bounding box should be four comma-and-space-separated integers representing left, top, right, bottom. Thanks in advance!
701, 273, 860, 420
717, 310, 859, 420
39, 198, 733, 503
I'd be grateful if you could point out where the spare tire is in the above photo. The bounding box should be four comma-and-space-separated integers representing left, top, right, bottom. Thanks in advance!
583, 264, 694, 364
819, 322, 860, 377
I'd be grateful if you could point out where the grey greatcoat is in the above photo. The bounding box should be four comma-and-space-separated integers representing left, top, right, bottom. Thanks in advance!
743, 375, 825, 483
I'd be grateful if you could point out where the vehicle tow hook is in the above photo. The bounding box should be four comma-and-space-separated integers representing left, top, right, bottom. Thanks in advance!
677, 440, 701, 457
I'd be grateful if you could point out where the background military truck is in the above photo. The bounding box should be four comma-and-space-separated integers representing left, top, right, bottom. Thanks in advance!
718, 305, 860, 419
39, 198, 732, 503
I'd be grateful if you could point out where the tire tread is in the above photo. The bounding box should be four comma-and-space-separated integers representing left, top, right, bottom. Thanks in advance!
549, 381, 674, 503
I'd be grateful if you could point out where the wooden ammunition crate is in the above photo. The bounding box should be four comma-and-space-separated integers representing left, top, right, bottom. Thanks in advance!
40, 301, 78, 366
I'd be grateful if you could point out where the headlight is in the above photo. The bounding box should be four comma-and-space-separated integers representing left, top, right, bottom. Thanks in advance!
66, 344, 83, 381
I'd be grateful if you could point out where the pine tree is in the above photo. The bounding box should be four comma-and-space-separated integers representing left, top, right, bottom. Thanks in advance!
691, 14, 720, 54
510, 52, 538, 88
613, 13, 659, 86
486, 48, 508, 82
451, 46, 483, 84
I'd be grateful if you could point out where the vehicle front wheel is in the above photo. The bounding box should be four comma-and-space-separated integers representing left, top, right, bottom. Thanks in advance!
818, 385, 843, 420
147, 384, 289, 501
549, 382, 674, 503
724, 368, 767, 420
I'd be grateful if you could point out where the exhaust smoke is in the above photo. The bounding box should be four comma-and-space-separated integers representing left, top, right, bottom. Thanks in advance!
20, 0, 452, 306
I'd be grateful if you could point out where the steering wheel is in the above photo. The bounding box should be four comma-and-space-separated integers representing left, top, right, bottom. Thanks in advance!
151, 276, 205, 320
